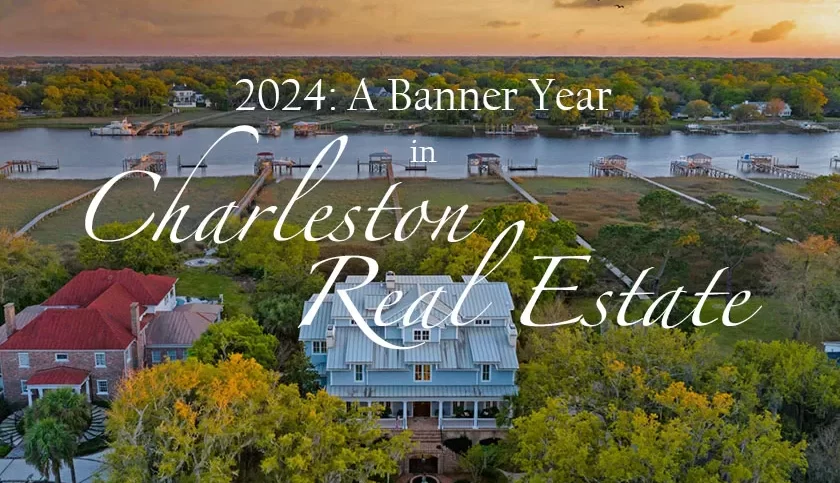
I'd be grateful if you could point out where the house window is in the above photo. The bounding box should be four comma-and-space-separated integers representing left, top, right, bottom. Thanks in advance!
167, 350, 178, 361
55, 353, 69, 363
18, 353, 29, 368
354, 364, 364, 382
20, 380, 28, 395
413, 329, 430, 341
312, 341, 327, 354
96, 380, 109, 395
414, 364, 431, 382
151, 351, 161, 364
94, 352, 106, 368
481, 364, 491, 382
475, 319, 491, 325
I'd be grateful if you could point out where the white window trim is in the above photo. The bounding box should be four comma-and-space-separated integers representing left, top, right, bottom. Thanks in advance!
20, 380, 28, 395
18, 353, 29, 368
481, 364, 491, 382
96, 379, 109, 395
475, 319, 491, 325
413, 329, 430, 342
55, 353, 69, 363
414, 364, 432, 382
312, 341, 327, 354
354, 364, 364, 383
94, 352, 106, 368
151, 350, 161, 364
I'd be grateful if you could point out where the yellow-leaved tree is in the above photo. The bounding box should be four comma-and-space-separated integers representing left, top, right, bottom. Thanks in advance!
105, 355, 413, 483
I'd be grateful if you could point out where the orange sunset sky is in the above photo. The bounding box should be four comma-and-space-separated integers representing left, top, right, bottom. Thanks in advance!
0, 0, 838, 57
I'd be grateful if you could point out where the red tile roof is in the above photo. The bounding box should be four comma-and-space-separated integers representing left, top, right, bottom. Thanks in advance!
0, 269, 176, 351
45, 269, 176, 307
27, 367, 90, 386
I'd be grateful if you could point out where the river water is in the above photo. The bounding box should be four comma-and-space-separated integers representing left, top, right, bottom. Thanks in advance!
1, 127, 839, 180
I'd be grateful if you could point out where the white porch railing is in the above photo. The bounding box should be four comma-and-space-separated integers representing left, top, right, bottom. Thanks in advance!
440, 418, 501, 429
378, 418, 401, 430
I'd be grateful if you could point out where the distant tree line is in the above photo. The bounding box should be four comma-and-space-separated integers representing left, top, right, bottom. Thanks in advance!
0, 57, 838, 122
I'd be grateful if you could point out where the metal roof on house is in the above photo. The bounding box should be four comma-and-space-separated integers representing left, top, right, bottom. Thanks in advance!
327, 384, 517, 399
404, 342, 442, 363
299, 298, 333, 340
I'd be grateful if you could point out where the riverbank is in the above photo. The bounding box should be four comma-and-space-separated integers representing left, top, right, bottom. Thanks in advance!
4, 109, 839, 136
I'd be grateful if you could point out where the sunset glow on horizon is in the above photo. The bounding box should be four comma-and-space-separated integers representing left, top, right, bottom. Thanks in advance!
1, 0, 839, 57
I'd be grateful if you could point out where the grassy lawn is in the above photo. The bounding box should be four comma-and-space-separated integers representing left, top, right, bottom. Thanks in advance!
516, 177, 655, 240
395, 177, 520, 227
256, 178, 396, 240
0, 179, 103, 231
172, 268, 252, 316
28, 176, 254, 245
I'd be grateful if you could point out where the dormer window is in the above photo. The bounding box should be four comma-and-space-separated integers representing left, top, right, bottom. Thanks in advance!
475, 319, 491, 326
413, 329, 430, 342
481, 364, 491, 382
55, 353, 69, 363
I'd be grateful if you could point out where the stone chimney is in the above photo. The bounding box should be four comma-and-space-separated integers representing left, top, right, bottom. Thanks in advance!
130, 302, 145, 370
385, 271, 396, 294
4, 303, 15, 337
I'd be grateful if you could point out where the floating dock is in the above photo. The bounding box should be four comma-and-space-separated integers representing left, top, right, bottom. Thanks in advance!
177, 155, 208, 170
831, 155, 840, 171
506, 158, 538, 172
0, 160, 59, 177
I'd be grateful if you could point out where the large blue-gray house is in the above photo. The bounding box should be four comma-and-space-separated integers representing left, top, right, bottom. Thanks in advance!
299, 272, 519, 430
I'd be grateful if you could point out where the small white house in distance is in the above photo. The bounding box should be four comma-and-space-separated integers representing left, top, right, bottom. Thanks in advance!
734, 100, 792, 118
823, 341, 840, 363
171, 84, 204, 108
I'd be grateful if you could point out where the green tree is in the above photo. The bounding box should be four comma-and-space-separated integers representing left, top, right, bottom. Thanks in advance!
189, 315, 279, 369
612, 94, 636, 120
279, 345, 321, 396
459, 443, 502, 483
781, 175, 840, 241
24, 418, 79, 483
764, 236, 840, 340
511, 388, 806, 483
683, 99, 713, 120
698, 194, 763, 299
637, 95, 670, 126
77, 220, 178, 274
0, 230, 66, 308
732, 102, 761, 122
25, 389, 90, 437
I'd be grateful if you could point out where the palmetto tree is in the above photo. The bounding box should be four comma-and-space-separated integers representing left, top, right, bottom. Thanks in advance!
25, 388, 91, 436
24, 417, 78, 483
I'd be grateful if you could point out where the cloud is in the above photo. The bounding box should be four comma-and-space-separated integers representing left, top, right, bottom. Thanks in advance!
528, 33, 542, 39
750, 20, 796, 42
700, 35, 723, 41
265, 6, 335, 29
573, 28, 585, 37
484, 20, 521, 28
643, 3, 733, 24
553, 0, 643, 8
393, 34, 412, 43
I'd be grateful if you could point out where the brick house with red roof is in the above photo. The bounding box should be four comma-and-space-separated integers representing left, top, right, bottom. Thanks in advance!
0, 268, 220, 405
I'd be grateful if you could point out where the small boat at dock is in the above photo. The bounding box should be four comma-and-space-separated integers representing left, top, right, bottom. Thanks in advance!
90, 119, 136, 136
260, 119, 282, 137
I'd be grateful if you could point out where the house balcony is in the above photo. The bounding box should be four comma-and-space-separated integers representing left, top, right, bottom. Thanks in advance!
374, 400, 508, 431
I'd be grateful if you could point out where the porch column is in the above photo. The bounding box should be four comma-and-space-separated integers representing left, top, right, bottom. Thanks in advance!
402, 401, 408, 429
27, 388, 33, 407
438, 400, 443, 429
473, 400, 478, 429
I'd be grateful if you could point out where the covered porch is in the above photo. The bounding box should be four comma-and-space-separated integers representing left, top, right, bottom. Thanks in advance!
25, 367, 91, 406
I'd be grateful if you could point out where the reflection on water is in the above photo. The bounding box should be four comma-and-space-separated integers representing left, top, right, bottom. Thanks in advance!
1, 127, 839, 180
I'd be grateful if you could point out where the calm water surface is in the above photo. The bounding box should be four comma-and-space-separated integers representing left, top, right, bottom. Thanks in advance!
1, 128, 839, 180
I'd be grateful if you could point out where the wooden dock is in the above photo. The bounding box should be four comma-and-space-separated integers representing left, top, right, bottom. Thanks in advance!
736, 154, 817, 180
831, 155, 840, 171
235, 164, 272, 217
123, 152, 167, 175
0, 160, 59, 177
14, 184, 106, 237
590, 155, 629, 177
507, 158, 538, 172
467, 153, 502, 176
177, 155, 208, 170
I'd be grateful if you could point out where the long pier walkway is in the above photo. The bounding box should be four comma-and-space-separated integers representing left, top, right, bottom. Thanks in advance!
234, 164, 272, 217
14, 185, 106, 238
488, 165, 648, 299
386, 162, 403, 224
617, 168, 800, 244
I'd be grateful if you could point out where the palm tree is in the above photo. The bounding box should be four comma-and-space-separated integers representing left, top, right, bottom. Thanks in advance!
25, 389, 90, 436
24, 417, 78, 483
